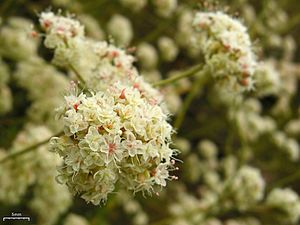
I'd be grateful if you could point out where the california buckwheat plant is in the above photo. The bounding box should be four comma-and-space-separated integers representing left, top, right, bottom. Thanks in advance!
1, 0, 300, 225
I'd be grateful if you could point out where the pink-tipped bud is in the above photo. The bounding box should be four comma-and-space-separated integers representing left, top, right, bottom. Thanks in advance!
30, 30, 38, 38
119, 88, 126, 99
73, 103, 79, 112
240, 78, 249, 87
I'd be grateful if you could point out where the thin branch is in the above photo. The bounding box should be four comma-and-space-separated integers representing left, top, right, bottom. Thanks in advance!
152, 63, 203, 87
268, 170, 300, 191
173, 69, 207, 130
0, 130, 64, 164
69, 63, 86, 88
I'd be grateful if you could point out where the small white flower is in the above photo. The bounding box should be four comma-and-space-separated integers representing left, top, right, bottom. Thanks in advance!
64, 109, 89, 135
85, 126, 103, 151
154, 164, 169, 186
100, 134, 123, 164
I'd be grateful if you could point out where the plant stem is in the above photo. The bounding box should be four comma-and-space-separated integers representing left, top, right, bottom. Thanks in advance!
152, 63, 203, 87
69, 63, 86, 88
173, 69, 207, 130
280, 13, 300, 34
140, 18, 173, 43
0, 0, 14, 18
269, 169, 300, 190
0, 130, 64, 164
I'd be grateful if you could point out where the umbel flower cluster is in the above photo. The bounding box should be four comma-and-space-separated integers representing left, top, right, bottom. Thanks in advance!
43, 12, 177, 204
0, 125, 71, 225
39, 12, 163, 107
193, 11, 257, 93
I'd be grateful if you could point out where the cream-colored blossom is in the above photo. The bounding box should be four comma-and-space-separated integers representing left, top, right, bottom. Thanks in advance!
50, 84, 176, 205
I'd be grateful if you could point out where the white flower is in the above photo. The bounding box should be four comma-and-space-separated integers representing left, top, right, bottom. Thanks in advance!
64, 109, 89, 135
122, 131, 143, 157
84, 126, 103, 151
154, 164, 170, 186
100, 134, 123, 164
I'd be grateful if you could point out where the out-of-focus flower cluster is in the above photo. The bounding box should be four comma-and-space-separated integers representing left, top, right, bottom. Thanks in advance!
0, 125, 71, 225
0, 57, 12, 115
193, 11, 257, 93
1, 0, 300, 224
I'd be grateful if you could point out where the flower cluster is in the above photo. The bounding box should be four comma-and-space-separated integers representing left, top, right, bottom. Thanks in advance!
118, 190, 149, 225
64, 214, 90, 225
50, 82, 176, 205
176, 8, 201, 57
137, 42, 158, 70
40, 11, 84, 47
0, 17, 39, 60
225, 166, 265, 211
14, 58, 69, 131
0, 124, 71, 225
0, 125, 52, 204
0, 58, 12, 115
254, 60, 281, 96
107, 14, 133, 46
120, 0, 147, 12
232, 99, 276, 142
266, 188, 300, 224
193, 11, 257, 93
77, 14, 104, 40
158, 36, 179, 62
29, 143, 71, 225
152, 0, 177, 18
39, 12, 163, 107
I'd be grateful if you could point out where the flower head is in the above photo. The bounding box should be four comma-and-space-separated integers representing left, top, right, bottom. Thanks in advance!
50, 83, 176, 205
193, 11, 257, 93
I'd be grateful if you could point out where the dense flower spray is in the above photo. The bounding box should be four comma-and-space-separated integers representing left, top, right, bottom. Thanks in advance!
50, 83, 177, 205
40, 12, 178, 205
